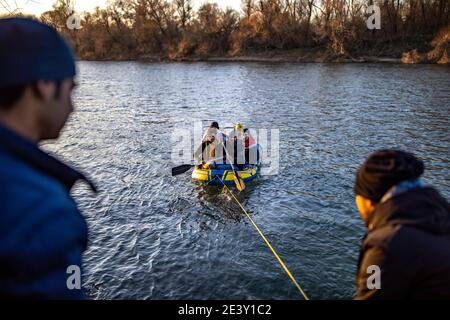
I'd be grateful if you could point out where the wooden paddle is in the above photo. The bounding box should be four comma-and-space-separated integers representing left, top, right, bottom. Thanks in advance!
174, 139, 214, 177
171, 157, 226, 177
221, 141, 246, 192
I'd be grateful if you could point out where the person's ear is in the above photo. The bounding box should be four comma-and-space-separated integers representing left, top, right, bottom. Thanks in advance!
356, 195, 376, 222
33, 81, 56, 102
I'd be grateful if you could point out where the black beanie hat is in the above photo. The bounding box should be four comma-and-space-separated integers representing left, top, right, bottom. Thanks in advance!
0, 18, 76, 87
354, 150, 425, 201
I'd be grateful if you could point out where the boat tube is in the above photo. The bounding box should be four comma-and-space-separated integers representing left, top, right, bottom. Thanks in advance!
192, 145, 262, 186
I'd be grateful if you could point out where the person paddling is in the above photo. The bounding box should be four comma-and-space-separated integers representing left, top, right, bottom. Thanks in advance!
193, 121, 227, 168
354, 150, 450, 299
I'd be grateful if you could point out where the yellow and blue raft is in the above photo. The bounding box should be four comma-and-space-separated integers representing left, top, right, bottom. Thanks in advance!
192, 145, 262, 186
192, 162, 261, 186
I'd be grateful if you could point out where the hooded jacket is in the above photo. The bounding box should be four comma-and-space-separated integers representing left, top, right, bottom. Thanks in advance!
0, 125, 95, 299
355, 186, 450, 299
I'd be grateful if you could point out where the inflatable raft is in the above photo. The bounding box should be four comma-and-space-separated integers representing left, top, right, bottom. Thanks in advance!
192, 143, 262, 186
192, 161, 261, 186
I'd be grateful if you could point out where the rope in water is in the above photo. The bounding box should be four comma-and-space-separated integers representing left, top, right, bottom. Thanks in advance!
219, 180, 310, 300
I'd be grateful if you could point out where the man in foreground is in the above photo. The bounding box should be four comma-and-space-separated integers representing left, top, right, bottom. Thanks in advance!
0, 18, 96, 299
354, 149, 450, 299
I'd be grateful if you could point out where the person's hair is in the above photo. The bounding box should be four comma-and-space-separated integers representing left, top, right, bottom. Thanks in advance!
244, 128, 249, 133
0, 81, 63, 111
210, 121, 219, 129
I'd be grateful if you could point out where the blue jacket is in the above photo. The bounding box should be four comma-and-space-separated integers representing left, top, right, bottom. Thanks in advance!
0, 125, 96, 299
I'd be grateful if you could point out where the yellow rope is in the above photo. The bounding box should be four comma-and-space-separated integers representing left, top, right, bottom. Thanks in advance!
220, 181, 310, 300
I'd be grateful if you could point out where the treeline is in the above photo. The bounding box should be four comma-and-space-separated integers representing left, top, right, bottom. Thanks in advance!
5, 0, 450, 62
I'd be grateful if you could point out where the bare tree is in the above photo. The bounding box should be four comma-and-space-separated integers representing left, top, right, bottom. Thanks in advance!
23, 0, 448, 61
242, 0, 254, 19
175, 0, 192, 30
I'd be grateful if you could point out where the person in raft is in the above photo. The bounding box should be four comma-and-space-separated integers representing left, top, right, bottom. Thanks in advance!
243, 128, 259, 166
354, 149, 450, 300
227, 122, 247, 170
193, 121, 227, 168
0, 18, 97, 299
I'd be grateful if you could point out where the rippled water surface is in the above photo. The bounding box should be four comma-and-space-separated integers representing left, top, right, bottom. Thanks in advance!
44, 62, 449, 299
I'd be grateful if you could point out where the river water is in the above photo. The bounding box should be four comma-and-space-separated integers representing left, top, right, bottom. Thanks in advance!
43, 62, 449, 300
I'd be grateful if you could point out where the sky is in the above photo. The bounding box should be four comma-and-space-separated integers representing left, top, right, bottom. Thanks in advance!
0, 0, 243, 16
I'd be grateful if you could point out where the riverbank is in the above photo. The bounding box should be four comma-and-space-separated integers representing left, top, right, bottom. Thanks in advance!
78, 28, 450, 65
175, 52, 403, 64
82, 46, 448, 64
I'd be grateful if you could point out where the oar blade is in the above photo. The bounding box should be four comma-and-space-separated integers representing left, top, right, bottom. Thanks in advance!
233, 174, 246, 192
172, 164, 194, 176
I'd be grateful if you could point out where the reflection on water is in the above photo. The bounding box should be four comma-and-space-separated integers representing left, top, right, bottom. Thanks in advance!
43, 62, 449, 299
